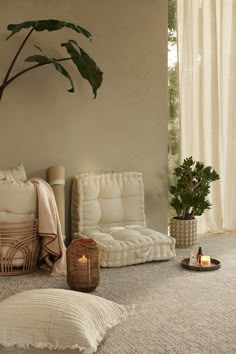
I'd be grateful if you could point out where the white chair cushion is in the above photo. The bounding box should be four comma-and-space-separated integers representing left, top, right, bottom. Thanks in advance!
72, 172, 146, 233
0, 179, 37, 268
0, 179, 37, 216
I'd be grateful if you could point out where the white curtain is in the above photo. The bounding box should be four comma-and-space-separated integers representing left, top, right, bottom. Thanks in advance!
177, 0, 236, 233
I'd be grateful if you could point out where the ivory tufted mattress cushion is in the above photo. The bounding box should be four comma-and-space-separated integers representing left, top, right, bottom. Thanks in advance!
85, 225, 176, 267
72, 172, 176, 267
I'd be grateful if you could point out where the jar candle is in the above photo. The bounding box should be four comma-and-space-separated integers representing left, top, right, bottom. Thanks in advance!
201, 255, 211, 266
78, 255, 91, 283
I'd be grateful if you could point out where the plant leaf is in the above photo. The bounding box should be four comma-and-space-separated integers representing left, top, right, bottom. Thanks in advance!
52, 61, 75, 92
6, 19, 92, 40
25, 52, 74, 93
25, 54, 49, 64
61, 40, 103, 98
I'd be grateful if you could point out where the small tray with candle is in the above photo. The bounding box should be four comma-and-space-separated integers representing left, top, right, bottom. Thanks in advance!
181, 257, 221, 271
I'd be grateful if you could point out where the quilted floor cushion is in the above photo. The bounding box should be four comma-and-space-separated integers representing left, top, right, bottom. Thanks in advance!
82, 225, 176, 267
72, 172, 176, 267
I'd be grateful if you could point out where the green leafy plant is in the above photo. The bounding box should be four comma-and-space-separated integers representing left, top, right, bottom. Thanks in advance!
169, 156, 220, 220
0, 19, 103, 101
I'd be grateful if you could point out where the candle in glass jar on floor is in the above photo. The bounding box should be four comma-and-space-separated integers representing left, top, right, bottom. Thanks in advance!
201, 255, 211, 266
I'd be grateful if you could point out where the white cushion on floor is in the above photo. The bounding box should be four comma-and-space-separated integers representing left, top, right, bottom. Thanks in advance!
0, 289, 130, 354
84, 225, 176, 267
72, 172, 176, 267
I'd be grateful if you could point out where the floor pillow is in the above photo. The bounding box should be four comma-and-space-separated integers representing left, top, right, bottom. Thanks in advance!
0, 288, 130, 354
71, 172, 176, 267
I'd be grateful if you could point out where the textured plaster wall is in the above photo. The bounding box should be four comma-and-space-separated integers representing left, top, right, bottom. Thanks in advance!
0, 0, 168, 239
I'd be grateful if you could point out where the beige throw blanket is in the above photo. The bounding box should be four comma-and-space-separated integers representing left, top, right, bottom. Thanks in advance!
30, 178, 66, 276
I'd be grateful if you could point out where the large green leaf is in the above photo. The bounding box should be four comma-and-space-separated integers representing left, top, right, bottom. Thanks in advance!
61, 40, 103, 98
6, 19, 92, 40
25, 47, 74, 93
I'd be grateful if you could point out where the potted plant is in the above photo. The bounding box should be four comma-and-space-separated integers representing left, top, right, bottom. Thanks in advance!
169, 156, 220, 247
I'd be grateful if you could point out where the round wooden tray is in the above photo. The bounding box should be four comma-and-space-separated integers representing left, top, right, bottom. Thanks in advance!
181, 258, 221, 271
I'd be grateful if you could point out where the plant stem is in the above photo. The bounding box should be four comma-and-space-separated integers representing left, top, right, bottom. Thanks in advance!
0, 57, 71, 101
7, 57, 71, 85
0, 28, 34, 101
0, 87, 4, 102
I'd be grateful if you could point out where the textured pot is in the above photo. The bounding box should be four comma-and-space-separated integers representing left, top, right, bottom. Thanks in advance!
170, 217, 197, 247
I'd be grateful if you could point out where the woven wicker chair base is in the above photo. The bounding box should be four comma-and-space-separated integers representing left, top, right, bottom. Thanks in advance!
0, 220, 41, 275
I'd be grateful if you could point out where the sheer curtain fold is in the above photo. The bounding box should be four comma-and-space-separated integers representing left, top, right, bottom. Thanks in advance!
177, 0, 236, 233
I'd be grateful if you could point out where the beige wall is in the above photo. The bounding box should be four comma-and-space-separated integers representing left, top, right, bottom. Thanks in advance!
0, 0, 168, 239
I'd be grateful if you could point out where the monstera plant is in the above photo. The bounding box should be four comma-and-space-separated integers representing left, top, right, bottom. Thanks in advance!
0, 19, 103, 101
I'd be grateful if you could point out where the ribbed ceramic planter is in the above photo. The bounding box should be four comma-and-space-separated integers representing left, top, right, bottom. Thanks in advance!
170, 217, 197, 247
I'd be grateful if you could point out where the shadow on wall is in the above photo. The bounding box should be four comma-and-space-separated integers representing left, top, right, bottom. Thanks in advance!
65, 176, 73, 246
145, 169, 168, 202
144, 170, 168, 228
27, 169, 47, 180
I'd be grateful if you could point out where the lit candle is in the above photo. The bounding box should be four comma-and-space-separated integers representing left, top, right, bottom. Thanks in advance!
201, 255, 211, 266
78, 255, 87, 264
78, 255, 91, 283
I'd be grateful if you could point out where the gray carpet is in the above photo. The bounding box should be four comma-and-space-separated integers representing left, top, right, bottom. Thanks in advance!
0, 233, 236, 354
